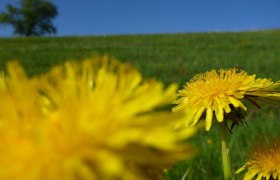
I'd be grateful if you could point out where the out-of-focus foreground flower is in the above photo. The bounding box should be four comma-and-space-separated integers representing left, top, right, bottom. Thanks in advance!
173, 68, 280, 131
0, 56, 196, 180
236, 138, 280, 180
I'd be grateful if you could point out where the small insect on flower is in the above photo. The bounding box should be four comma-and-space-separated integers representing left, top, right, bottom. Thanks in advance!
236, 137, 280, 180
172, 68, 280, 131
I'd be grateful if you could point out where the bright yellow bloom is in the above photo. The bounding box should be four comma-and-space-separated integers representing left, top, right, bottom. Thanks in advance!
173, 68, 280, 131
236, 138, 280, 180
0, 56, 196, 180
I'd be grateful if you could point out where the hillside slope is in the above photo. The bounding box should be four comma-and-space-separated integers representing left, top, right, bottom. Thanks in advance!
1, 30, 279, 85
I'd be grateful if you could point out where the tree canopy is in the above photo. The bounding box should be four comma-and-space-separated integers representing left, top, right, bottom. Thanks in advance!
0, 0, 58, 36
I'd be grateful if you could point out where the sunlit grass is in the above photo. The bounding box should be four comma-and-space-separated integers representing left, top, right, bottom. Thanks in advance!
165, 108, 280, 180
0, 30, 280, 179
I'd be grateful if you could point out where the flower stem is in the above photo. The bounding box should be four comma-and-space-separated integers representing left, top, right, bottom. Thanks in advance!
220, 126, 232, 180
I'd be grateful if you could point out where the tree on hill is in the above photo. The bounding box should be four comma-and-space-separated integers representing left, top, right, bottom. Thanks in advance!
0, 0, 58, 36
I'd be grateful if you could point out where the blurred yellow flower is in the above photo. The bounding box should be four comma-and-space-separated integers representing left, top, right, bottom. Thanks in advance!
236, 138, 280, 180
0, 56, 196, 180
173, 68, 280, 131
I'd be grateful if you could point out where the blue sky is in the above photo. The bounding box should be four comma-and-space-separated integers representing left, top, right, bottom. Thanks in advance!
1, 0, 280, 37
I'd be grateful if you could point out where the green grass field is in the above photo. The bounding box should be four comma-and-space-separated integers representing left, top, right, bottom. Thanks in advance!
1, 30, 280, 179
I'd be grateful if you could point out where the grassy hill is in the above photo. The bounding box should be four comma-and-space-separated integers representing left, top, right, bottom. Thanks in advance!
1, 30, 280, 179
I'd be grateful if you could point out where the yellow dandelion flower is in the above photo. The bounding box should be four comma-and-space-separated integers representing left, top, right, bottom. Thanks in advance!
0, 56, 196, 180
0, 61, 43, 126
236, 138, 280, 180
173, 68, 280, 131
